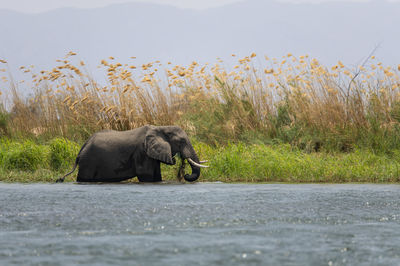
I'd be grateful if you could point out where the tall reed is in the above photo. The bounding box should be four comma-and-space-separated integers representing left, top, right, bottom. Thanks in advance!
1, 53, 400, 152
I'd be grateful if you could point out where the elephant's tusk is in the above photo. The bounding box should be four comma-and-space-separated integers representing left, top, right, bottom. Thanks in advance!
187, 158, 209, 168
199, 160, 208, 163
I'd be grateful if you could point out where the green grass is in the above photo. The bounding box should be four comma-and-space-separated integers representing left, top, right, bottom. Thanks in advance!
0, 168, 61, 183
1, 140, 49, 171
0, 138, 77, 182
189, 142, 400, 183
0, 137, 398, 183
49, 138, 80, 171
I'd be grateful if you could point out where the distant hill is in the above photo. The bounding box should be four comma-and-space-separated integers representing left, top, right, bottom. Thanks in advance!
0, 0, 399, 79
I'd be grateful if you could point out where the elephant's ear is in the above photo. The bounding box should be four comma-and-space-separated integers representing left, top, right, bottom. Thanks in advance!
145, 131, 174, 165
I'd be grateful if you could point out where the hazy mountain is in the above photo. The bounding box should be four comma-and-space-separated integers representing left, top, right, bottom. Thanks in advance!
0, 0, 399, 79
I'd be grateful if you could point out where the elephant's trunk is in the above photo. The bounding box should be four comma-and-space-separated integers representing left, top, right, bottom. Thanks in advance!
182, 145, 201, 182
184, 163, 200, 182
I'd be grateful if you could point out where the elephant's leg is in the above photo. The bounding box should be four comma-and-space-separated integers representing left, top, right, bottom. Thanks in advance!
76, 164, 99, 182
153, 163, 162, 182
78, 170, 131, 182
76, 175, 87, 182
137, 162, 162, 182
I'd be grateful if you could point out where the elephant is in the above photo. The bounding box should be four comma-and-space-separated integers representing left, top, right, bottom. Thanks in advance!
56, 125, 208, 183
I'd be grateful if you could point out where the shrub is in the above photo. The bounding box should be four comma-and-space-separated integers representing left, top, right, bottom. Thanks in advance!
49, 138, 80, 171
3, 140, 48, 171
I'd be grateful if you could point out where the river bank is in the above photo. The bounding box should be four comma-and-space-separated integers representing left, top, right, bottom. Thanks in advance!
0, 138, 399, 183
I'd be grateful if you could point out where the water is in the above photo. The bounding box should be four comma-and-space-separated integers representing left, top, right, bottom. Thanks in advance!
1, 183, 400, 266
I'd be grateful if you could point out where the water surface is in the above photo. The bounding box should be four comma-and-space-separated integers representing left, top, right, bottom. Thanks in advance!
1, 183, 400, 265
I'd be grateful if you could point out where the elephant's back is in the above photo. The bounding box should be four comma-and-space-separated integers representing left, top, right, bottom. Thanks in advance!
78, 128, 146, 175
89, 128, 144, 151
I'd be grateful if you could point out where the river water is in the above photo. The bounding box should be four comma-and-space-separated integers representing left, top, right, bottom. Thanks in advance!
1, 183, 400, 265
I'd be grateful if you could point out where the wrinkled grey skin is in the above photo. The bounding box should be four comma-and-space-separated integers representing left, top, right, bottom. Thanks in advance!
56, 125, 201, 183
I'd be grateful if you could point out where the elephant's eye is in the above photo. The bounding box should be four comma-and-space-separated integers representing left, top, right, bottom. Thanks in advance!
173, 136, 185, 145
165, 132, 175, 139
168, 134, 178, 141
175, 137, 184, 143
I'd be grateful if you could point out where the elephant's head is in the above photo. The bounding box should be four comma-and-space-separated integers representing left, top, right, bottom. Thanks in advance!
144, 125, 208, 182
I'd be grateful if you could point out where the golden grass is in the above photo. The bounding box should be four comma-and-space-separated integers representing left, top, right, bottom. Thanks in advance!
1, 52, 400, 149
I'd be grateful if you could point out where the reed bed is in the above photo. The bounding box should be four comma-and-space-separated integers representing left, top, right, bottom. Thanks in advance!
1, 53, 400, 153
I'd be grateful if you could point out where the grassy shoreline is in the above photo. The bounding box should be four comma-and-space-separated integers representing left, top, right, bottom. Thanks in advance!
1, 138, 399, 183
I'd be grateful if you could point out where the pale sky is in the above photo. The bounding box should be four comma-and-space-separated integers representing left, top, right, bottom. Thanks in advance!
1, 0, 398, 13
0, 0, 242, 13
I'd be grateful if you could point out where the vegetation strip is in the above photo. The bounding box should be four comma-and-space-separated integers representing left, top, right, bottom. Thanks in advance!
0, 139, 399, 183
1, 53, 400, 182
